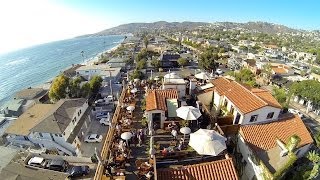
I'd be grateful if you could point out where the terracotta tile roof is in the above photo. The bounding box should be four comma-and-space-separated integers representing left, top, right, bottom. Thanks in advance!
157, 158, 238, 180
146, 89, 178, 111
272, 67, 287, 74
240, 115, 314, 151
251, 89, 282, 108
212, 77, 281, 114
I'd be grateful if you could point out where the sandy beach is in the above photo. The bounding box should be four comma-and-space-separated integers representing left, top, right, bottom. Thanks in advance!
82, 43, 122, 66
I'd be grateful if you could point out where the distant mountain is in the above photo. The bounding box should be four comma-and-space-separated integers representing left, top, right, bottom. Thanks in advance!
79, 21, 304, 37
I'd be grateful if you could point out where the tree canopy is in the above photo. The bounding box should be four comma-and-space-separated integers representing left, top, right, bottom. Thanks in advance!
89, 75, 103, 94
290, 80, 320, 106
199, 48, 219, 70
151, 59, 160, 68
177, 57, 188, 67
49, 75, 69, 102
136, 59, 147, 70
272, 87, 287, 107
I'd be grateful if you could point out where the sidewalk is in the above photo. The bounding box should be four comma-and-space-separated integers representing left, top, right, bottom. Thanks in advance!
289, 100, 320, 123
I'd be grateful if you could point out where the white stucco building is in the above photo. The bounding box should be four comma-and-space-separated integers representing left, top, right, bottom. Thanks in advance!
162, 72, 187, 98
5, 98, 88, 156
197, 77, 282, 125
76, 64, 121, 82
238, 115, 313, 180
145, 89, 178, 130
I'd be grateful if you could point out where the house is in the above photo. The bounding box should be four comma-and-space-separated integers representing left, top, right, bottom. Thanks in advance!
271, 63, 294, 76
159, 52, 180, 68
4, 98, 88, 156
157, 156, 238, 180
242, 59, 258, 74
162, 72, 187, 98
145, 89, 178, 130
76, 64, 121, 82
1, 98, 26, 117
198, 77, 282, 125
238, 115, 313, 180
106, 57, 127, 69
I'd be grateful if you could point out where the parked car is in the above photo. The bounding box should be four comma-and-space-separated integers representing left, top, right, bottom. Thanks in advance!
216, 69, 224, 75
84, 134, 103, 143
46, 159, 69, 172
67, 165, 90, 178
100, 117, 111, 126
288, 108, 305, 118
28, 157, 48, 168
106, 95, 113, 102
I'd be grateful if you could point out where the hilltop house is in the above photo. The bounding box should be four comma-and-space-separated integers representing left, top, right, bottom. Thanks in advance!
162, 72, 187, 98
238, 115, 313, 180
4, 98, 88, 156
196, 77, 282, 125
145, 89, 178, 130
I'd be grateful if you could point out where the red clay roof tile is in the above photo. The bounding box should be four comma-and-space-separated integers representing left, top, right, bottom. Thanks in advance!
146, 89, 178, 111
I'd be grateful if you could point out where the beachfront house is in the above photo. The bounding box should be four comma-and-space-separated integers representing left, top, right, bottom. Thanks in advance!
4, 98, 88, 156
106, 57, 127, 69
75, 64, 121, 83
162, 72, 187, 98
145, 89, 178, 130
238, 115, 313, 180
196, 77, 282, 125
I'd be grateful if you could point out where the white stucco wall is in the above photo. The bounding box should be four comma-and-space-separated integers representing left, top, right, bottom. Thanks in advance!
146, 110, 166, 128
242, 106, 281, 125
64, 101, 88, 140
237, 134, 264, 180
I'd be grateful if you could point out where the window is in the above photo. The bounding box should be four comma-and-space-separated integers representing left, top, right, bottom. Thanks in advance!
39, 133, 43, 137
230, 106, 234, 114
267, 112, 274, 119
249, 115, 258, 122
224, 100, 228, 107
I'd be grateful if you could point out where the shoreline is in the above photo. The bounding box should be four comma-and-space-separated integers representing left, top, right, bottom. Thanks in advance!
34, 38, 124, 90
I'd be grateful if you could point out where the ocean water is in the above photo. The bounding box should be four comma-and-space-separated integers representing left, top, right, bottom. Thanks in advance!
0, 35, 124, 106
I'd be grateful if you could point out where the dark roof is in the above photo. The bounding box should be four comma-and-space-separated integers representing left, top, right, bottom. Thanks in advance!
31, 98, 87, 134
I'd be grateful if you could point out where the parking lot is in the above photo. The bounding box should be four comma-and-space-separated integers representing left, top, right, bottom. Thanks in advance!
79, 107, 112, 157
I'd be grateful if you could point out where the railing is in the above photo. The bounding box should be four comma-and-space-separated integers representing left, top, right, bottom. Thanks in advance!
94, 85, 127, 180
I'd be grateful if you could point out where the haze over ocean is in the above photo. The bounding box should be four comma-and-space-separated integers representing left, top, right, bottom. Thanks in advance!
0, 35, 124, 106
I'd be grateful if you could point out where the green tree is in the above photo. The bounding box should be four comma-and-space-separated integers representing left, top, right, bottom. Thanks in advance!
272, 87, 287, 107
131, 70, 144, 80
81, 82, 91, 98
49, 75, 69, 102
136, 59, 147, 70
143, 36, 149, 49
290, 80, 320, 107
89, 75, 103, 94
177, 57, 188, 67
69, 77, 82, 98
151, 59, 160, 68
199, 48, 219, 70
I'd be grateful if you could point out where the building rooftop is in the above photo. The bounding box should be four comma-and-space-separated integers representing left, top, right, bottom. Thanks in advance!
76, 64, 113, 71
157, 158, 238, 180
240, 115, 313, 151
146, 89, 178, 111
211, 77, 281, 114
5, 98, 87, 136
14, 88, 46, 100
4, 99, 25, 112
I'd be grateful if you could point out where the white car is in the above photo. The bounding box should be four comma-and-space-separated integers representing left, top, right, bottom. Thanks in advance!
84, 134, 103, 143
106, 95, 113, 102
100, 117, 111, 126
288, 108, 305, 118
216, 69, 223, 75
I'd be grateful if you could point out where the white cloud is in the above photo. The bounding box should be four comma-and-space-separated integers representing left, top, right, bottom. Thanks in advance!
0, 0, 109, 54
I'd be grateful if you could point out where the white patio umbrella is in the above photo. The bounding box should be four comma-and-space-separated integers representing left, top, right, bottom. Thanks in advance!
130, 88, 138, 94
180, 127, 191, 139
134, 78, 140, 82
126, 105, 135, 111
195, 72, 210, 80
176, 106, 201, 120
121, 132, 133, 147
189, 129, 227, 156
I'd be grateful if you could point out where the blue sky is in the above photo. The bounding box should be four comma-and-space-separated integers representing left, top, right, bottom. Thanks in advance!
57, 0, 320, 30
0, 0, 319, 53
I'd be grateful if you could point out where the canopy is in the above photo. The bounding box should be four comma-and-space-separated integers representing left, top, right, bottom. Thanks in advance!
189, 129, 227, 156
195, 72, 210, 80
126, 105, 135, 111
121, 132, 133, 140
176, 106, 201, 120
180, 127, 191, 135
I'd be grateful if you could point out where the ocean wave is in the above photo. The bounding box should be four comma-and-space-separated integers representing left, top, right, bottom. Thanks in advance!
5, 57, 29, 66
